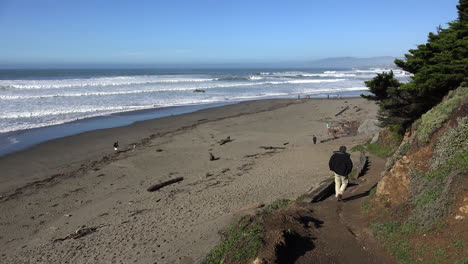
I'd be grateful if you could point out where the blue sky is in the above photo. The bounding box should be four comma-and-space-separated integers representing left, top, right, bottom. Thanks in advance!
0, 0, 460, 66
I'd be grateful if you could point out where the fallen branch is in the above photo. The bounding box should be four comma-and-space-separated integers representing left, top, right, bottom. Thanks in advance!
53, 224, 106, 242
259, 146, 286, 150
147, 177, 184, 192
335, 106, 349, 116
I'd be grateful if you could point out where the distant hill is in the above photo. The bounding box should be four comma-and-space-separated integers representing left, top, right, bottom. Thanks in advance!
304, 56, 397, 69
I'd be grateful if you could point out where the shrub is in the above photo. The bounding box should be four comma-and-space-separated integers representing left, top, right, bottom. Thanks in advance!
417, 88, 467, 143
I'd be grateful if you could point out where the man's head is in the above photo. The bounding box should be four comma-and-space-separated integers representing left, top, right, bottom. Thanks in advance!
339, 146, 347, 152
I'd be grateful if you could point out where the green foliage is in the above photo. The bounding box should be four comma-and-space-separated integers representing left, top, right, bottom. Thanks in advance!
454, 239, 464, 250
350, 144, 366, 152
350, 142, 394, 157
348, 168, 357, 180
417, 89, 467, 142
261, 199, 290, 215
431, 116, 468, 170
201, 199, 291, 264
432, 248, 447, 259
371, 221, 415, 263
407, 114, 467, 229
455, 258, 468, 264
399, 142, 412, 156
389, 124, 404, 133
295, 194, 308, 202
366, 143, 394, 157
361, 71, 402, 102
362, 0, 468, 129
414, 189, 441, 208
360, 187, 377, 214
201, 215, 263, 264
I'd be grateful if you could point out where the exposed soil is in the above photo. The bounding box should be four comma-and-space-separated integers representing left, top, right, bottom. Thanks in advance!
256, 154, 397, 264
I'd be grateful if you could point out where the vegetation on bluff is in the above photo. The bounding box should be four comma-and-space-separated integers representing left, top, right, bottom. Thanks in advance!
361, 1, 468, 263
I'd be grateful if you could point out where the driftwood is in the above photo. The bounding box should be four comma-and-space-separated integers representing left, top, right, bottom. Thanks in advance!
335, 106, 349, 116
219, 136, 233, 145
53, 224, 106, 242
303, 178, 335, 203
320, 137, 338, 143
147, 177, 184, 192
259, 146, 286, 150
209, 152, 220, 161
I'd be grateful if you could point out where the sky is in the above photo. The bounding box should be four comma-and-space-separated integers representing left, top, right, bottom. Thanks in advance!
0, 0, 460, 67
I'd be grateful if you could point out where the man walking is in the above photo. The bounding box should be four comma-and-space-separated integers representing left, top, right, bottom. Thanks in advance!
329, 146, 353, 201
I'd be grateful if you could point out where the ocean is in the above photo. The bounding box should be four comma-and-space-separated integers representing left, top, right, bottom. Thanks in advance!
0, 67, 410, 156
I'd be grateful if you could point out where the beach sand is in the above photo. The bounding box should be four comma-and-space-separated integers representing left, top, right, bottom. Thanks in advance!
0, 98, 378, 263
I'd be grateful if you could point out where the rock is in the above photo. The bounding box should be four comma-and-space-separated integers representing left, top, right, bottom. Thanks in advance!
252, 257, 267, 264
358, 119, 382, 135
459, 204, 468, 214
370, 132, 379, 144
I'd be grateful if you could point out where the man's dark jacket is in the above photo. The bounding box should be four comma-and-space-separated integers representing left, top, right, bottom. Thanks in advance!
329, 151, 353, 176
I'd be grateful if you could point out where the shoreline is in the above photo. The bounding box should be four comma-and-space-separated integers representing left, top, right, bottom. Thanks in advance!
0, 98, 304, 194
0, 90, 368, 158
0, 97, 378, 263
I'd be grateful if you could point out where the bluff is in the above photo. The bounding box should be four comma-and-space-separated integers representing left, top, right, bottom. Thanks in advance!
370, 86, 467, 263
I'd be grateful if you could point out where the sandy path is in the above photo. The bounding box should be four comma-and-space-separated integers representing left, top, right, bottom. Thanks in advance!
0, 98, 377, 263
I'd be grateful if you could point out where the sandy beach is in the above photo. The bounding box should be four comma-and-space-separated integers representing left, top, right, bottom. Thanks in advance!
0, 97, 378, 263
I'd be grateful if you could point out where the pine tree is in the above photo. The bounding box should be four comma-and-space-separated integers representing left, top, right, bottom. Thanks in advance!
363, 0, 468, 129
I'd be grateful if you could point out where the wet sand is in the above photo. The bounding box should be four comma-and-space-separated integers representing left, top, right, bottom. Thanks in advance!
0, 98, 378, 263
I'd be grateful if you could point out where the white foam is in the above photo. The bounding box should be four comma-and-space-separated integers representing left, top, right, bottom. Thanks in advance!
0, 105, 156, 119
300, 73, 357, 77
0, 79, 349, 100
0, 76, 214, 90
274, 79, 346, 84
247, 76, 263, 80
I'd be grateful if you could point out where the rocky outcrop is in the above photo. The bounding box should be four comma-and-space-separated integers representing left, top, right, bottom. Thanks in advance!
357, 119, 382, 135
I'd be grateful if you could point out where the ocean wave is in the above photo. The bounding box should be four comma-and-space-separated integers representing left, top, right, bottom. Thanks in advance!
272, 79, 346, 84
0, 105, 158, 119
0, 79, 347, 100
0, 76, 214, 90
298, 73, 357, 78
0, 97, 231, 133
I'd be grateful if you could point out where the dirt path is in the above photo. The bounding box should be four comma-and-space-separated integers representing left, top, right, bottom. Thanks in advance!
295, 154, 396, 264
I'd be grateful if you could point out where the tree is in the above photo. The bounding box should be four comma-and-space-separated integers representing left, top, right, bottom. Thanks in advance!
363, 0, 468, 129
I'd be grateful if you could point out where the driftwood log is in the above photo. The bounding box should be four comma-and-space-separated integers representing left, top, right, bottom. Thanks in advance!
53, 224, 106, 242
259, 146, 286, 150
303, 178, 335, 203
219, 136, 233, 145
147, 177, 184, 192
209, 152, 220, 161
335, 106, 349, 116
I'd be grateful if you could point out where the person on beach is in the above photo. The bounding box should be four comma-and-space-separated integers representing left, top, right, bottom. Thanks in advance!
113, 141, 119, 151
329, 146, 353, 201
313, 135, 317, 144
326, 122, 332, 135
